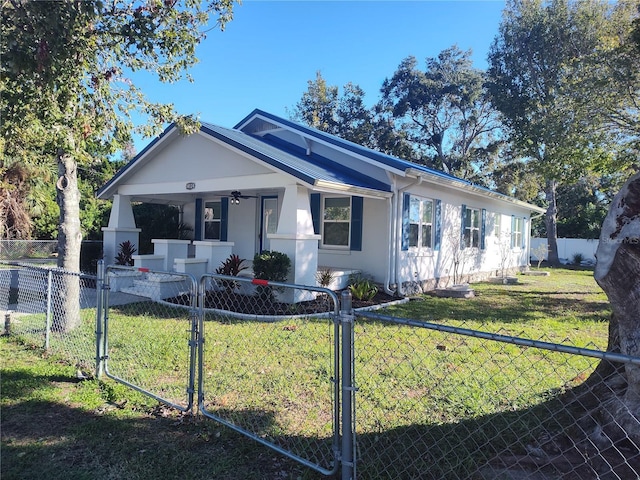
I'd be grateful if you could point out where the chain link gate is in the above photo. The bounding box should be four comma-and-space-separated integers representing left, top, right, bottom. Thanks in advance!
97, 266, 355, 477
197, 273, 346, 477
100, 264, 199, 412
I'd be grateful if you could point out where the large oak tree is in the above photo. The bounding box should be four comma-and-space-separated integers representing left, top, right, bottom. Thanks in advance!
487, 0, 637, 265
1, 0, 235, 331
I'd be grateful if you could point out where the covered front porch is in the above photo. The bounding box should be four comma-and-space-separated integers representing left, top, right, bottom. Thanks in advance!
102, 184, 358, 293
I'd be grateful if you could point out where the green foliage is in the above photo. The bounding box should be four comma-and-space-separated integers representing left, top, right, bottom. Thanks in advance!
1, 0, 235, 261
348, 274, 378, 301
379, 46, 503, 182
316, 267, 336, 288
133, 204, 191, 254
115, 240, 136, 266
216, 254, 249, 277
572, 253, 585, 266
252, 251, 291, 283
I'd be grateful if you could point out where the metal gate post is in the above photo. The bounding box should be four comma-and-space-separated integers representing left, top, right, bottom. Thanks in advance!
44, 269, 53, 350
95, 260, 105, 379
340, 290, 355, 480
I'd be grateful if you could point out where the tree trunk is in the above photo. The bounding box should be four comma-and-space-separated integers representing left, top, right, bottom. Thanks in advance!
54, 149, 82, 332
593, 171, 640, 444
545, 179, 560, 266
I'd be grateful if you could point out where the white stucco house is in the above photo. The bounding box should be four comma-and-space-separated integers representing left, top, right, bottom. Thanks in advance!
97, 109, 545, 296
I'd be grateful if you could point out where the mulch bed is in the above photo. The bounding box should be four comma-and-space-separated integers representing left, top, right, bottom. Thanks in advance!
166, 289, 401, 316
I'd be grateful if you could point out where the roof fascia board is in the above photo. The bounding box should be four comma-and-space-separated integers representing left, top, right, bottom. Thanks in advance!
405, 168, 546, 214
314, 180, 393, 199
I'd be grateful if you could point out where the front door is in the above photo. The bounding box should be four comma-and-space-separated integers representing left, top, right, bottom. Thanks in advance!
260, 196, 278, 252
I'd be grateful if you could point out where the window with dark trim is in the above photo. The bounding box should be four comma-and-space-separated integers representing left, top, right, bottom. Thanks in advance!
408, 195, 434, 249
204, 201, 222, 240
463, 206, 481, 249
322, 196, 351, 248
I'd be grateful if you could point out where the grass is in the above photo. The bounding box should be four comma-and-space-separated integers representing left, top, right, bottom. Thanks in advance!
1, 267, 614, 479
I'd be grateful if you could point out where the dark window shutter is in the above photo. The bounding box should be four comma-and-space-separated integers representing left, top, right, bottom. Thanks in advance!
401, 193, 410, 251
220, 197, 229, 242
194, 198, 203, 241
350, 196, 363, 251
310, 193, 321, 235
434, 199, 442, 251
460, 204, 467, 250
481, 208, 487, 250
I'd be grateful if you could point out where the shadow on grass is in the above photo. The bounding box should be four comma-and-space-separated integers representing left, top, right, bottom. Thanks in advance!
3, 366, 640, 480
1, 369, 320, 480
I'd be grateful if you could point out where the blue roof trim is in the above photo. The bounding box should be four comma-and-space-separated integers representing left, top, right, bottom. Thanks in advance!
199, 124, 318, 186
234, 109, 468, 185
96, 123, 177, 198
258, 133, 391, 192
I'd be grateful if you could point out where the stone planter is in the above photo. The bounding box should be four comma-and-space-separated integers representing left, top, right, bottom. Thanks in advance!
434, 283, 475, 298
108, 270, 143, 292
489, 276, 518, 285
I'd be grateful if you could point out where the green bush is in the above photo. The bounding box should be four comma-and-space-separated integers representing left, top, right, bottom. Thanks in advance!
571, 252, 585, 266
215, 254, 249, 290
348, 274, 378, 301
252, 251, 291, 301
252, 251, 291, 283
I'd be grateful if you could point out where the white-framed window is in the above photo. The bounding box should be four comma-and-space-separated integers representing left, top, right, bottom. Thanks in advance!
494, 213, 502, 237
204, 201, 222, 240
463, 207, 481, 249
408, 195, 434, 249
511, 217, 524, 249
322, 196, 351, 248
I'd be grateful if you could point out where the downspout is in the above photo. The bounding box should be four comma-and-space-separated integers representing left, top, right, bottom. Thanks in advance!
391, 176, 423, 297
384, 194, 395, 295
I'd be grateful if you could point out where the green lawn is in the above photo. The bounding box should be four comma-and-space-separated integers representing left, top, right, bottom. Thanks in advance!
1, 267, 612, 479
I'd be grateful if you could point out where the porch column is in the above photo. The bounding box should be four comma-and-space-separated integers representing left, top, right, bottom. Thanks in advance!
101, 194, 141, 266
269, 184, 320, 301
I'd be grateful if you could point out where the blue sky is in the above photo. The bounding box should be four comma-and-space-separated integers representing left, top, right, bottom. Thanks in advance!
133, 0, 506, 148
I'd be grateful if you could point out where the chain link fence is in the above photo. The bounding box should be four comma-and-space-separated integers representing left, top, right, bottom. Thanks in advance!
2, 261, 639, 478
101, 265, 198, 411
197, 273, 342, 476
0, 240, 57, 260
1, 262, 97, 373
353, 311, 640, 480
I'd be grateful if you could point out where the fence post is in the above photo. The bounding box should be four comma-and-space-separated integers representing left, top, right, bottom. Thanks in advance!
44, 269, 53, 350
340, 290, 355, 480
95, 260, 105, 379
4, 311, 11, 335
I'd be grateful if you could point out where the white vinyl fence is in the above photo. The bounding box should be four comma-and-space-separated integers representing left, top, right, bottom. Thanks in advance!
531, 237, 599, 265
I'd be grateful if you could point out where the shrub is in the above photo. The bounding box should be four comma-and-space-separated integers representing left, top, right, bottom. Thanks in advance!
253, 251, 291, 300
572, 252, 585, 266
115, 240, 136, 266
215, 254, 249, 277
215, 254, 248, 290
348, 274, 378, 301
316, 267, 335, 288
253, 251, 290, 283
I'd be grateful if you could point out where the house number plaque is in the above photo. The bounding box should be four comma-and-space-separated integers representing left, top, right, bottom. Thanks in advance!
186, 182, 195, 190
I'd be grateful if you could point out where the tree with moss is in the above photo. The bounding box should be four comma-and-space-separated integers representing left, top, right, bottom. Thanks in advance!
1, 0, 235, 331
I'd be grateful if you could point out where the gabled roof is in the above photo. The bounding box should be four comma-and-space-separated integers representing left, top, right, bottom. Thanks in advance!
235, 109, 545, 213
97, 109, 545, 214
199, 123, 391, 193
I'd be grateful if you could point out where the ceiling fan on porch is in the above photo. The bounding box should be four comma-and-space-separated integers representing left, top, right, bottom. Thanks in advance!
228, 190, 258, 205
